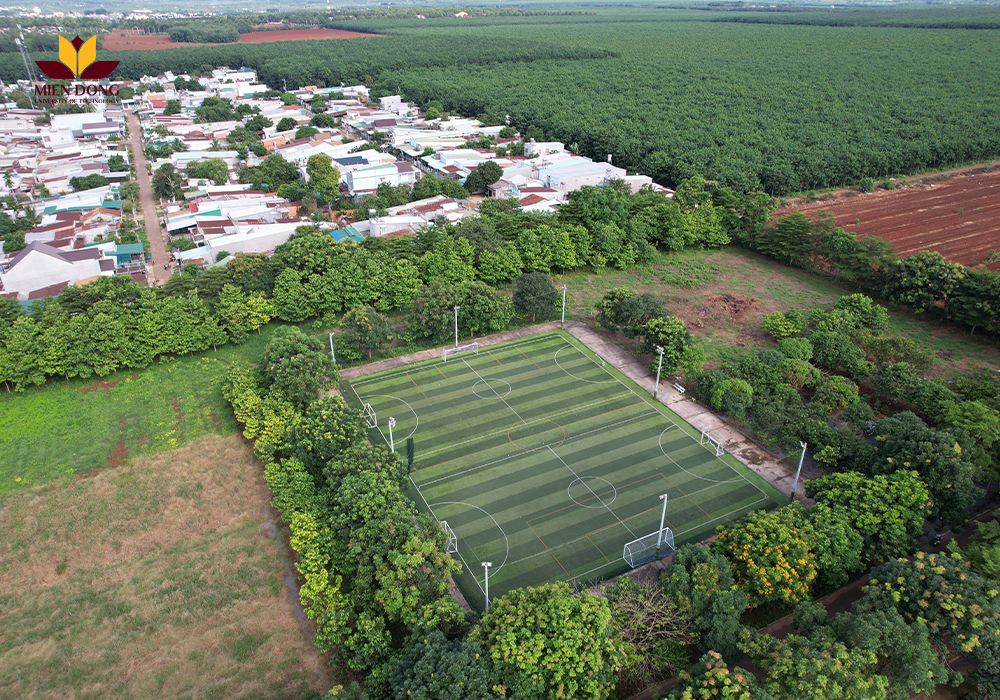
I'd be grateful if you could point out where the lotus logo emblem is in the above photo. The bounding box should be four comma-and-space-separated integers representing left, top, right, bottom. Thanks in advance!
35, 35, 119, 80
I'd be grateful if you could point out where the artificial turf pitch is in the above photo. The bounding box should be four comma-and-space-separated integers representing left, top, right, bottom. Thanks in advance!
342, 331, 780, 611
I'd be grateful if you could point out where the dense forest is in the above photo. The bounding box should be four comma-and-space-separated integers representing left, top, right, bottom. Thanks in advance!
7, 7, 1000, 194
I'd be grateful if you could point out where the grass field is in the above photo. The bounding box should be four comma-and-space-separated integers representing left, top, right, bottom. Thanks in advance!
0, 434, 328, 700
557, 248, 1000, 375
0, 325, 283, 494
342, 331, 781, 610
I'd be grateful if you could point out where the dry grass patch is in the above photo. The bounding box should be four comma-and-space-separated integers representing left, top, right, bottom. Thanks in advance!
0, 434, 330, 700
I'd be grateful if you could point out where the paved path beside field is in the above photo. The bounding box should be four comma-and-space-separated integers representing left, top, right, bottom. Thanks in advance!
341, 321, 800, 500
126, 110, 172, 286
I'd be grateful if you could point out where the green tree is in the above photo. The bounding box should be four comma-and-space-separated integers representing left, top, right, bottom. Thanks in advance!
390, 631, 499, 700
340, 305, 394, 359
272, 268, 311, 322
152, 163, 183, 199
745, 632, 889, 700
806, 470, 930, 560
666, 651, 773, 700
869, 362, 917, 402
661, 543, 749, 662
69, 173, 109, 192
257, 326, 338, 410
470, 582, 628, 700
512, 272, 558, 322
163, 99, 181, 115
288, 395, 363, 482
477, 242, 523, 284
280, 92, 298, 106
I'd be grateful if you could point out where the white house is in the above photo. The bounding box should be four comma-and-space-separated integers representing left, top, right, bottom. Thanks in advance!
346, 162, 418, 197
0, 242, 113, 300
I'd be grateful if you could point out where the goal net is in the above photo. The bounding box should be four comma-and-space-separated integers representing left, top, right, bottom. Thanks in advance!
700, 430, 724, 457
363, 403, 377, 429
442, 342, 479, 362
441, 520, 459, 554
622, 527, 675, 568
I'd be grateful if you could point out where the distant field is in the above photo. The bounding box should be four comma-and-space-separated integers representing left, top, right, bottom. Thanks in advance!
778, 168, 1000, 272
102, 27, 376, 50
343, 332, 781, 610
0, 325, 280, 494
557, 248, 1000, 374
0, 435, 328, 700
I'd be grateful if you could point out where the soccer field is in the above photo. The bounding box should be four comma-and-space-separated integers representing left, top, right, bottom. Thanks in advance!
342, 332, 780, 611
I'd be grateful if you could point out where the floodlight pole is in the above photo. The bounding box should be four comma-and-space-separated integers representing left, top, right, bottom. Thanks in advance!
388, 416, 396, 453
791, 441, 807, 501
482, 561, 493, 609
560, 284, 567, 329
657, 494, 668, 549
454, 306, 460, 348
328, 332, 336, 363
653, 345, 665, 398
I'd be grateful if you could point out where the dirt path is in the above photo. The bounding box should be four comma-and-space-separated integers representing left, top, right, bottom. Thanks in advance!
126, 110, 172, 286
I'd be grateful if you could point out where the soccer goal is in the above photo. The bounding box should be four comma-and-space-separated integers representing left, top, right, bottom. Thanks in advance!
442, 342, 479, 362
441, 520, 459, 554
700, 430, 724, 457
622, 527, 675, 568
363, 403, 377, 429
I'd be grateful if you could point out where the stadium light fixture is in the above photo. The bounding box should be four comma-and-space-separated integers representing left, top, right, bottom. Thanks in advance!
561, 285, 567, 329
791, 441, 807, 501
657, 493, 668, 550
454, 306, 460, 348
482, 561, 493, 609
388, 416, 396, 453
328, 332, 336, 363
653, 345, 665, 399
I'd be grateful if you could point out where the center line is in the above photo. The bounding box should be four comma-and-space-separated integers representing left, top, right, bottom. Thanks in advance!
546, 445, 637, 540
462, 358, 526, 424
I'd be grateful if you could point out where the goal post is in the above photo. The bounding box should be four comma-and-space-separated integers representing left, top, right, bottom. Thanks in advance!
622, 527, 675, 568
441, 520, 458, 554
363, 403, 377, 429
442, 341, 479, 362
700, 430, 724, 457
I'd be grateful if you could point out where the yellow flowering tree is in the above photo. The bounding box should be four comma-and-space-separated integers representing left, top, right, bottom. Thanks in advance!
714, 505, 816, 606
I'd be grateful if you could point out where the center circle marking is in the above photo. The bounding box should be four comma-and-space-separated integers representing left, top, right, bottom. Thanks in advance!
473, 378, 512, 399
568, 476, 617, 508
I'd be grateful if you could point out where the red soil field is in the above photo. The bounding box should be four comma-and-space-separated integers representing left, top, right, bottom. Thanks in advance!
777, 168, 1000, 272
102, 27, 375, 50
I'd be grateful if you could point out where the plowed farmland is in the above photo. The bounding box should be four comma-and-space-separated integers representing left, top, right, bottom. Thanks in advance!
778, 168, 1000, 272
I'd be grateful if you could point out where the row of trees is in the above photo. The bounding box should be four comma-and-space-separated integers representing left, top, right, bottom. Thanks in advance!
745, 209, 1000, 334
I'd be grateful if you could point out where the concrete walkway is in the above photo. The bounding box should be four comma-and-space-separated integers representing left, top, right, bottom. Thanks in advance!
126, 110, 172, 286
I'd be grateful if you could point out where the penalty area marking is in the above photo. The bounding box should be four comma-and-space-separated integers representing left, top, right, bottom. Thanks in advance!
429, 501, 510, 588
554, 345, 617, 384
659, 427, 745, 484
358, 393, 419, 440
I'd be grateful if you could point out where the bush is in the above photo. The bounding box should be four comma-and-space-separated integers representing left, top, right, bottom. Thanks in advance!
813, 376, 861, 413
763, 311, 805, 341
778, 337, 813, 360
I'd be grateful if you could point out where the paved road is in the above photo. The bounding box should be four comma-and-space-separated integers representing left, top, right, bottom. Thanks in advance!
126, 110, 172, 286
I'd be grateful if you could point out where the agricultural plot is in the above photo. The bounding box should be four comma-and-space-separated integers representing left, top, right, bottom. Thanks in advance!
781, 169, 1000, 272
342, 332, 780, 610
